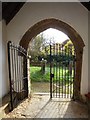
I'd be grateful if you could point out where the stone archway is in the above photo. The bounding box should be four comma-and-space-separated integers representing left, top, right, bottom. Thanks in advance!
19, 18, 85, 101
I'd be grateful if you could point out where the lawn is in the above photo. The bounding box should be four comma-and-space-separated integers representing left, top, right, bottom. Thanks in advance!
30, 66, 74, 83
30, 66, 50, 82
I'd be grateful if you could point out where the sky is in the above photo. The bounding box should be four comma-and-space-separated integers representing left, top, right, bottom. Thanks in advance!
41, 28, 69, 44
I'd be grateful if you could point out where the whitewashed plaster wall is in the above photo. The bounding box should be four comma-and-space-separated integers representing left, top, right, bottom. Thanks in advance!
0, 1, 2, 99
88, 11, 90, 92
0, 21, 2, 99
1, 20, 9, 98
4, 2, 88, 97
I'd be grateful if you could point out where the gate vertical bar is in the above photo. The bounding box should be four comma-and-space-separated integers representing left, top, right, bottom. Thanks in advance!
7, 41, 13, 111
16, 46, 19, 93
56, 44, 58, 97
14, 45, 17, 93
62, 46, 64, 98
53, 44, 55, 97
11, 43, 14, 96
70, 46, 72, 98
57, 44, 59, 97
59, 44, 60, 97
69, 46, 71, 98
20, 55, 22, 96
50, 44, 52, 98
64, 46, 66, 98
23, 56, 28, 97
73, 49, 76, 100
15, 46, 18, 93
68, 46, 70, 98
52, 45, 54, 98
67, 46, 69, 98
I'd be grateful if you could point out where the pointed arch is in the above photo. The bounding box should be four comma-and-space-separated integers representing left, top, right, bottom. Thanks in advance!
19, 18, 85, 101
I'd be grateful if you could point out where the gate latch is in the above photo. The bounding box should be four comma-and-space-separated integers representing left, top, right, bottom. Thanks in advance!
50, 73, 54, 78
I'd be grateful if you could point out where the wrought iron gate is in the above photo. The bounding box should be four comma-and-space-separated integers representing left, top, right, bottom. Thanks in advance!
49, 43, 76, 99
8, 41, 29, 111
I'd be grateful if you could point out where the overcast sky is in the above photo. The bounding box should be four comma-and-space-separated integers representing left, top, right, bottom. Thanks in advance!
41, 28, 69, 44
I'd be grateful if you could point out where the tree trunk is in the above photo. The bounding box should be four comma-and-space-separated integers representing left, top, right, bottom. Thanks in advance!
41, 61, 45, 74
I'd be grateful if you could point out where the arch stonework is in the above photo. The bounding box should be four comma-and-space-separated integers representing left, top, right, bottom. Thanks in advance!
20, 18, 85, 101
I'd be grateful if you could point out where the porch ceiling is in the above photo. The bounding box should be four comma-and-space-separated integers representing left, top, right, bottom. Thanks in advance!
2, 2, 25, 24
2, 2, 90, 25
81, 2, 90, 11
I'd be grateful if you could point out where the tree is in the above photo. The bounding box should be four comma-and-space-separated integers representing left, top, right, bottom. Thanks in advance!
63, 39, 75, 55
28, 33, 48, 74
28, 33, 47, 62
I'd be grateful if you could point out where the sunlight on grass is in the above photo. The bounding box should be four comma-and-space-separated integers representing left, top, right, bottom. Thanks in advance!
30, 66, 50, 82
30, 66, 74, 83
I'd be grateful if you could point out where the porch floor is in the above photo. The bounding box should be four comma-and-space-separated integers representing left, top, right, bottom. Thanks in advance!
2, 93, 88, 119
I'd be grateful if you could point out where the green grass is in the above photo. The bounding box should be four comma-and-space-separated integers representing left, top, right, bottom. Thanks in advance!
30, 66, 74, 83
30, 66, 50, 82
